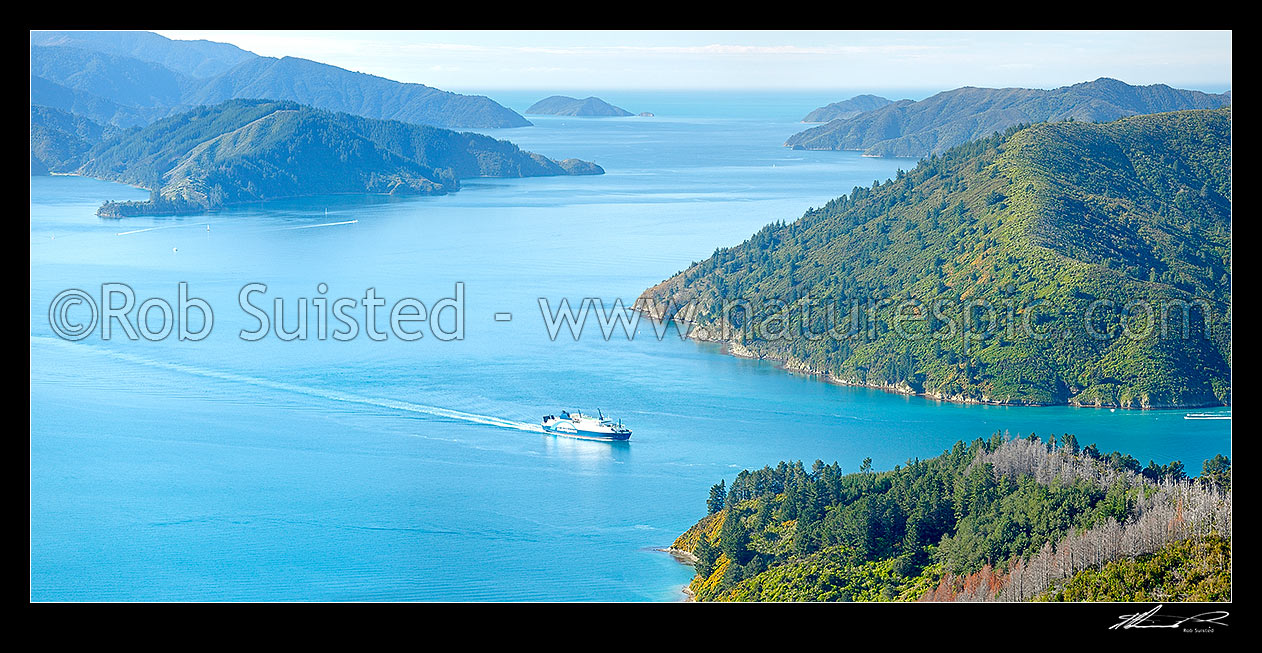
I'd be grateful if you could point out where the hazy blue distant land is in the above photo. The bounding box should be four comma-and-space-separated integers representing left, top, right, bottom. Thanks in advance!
800, 94, 895, 123
29, 32, 530, 129
786, 78, 1232, 157
30, 100, 601, 216
28, 31, 599, 216
31, 29, 255, 77
526, 95, 635, 117
30, 105, 117, 175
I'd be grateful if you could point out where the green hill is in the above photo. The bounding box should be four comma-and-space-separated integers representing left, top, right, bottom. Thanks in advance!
638, 109, 1231, 409
30, 99, 601, 216
786, 78, 1231, 157
673, 433, 1230, 602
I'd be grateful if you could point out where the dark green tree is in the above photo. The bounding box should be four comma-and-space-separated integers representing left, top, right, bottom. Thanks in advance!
706, 480, 726, 515
719, 510, 751, 566
1202, 454, 1231, 490
693, 535, 717, 579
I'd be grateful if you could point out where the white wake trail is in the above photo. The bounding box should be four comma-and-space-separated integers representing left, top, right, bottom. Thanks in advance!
116, 224, 198, 236
31, 336, 544, 434
279, 220, 359, 230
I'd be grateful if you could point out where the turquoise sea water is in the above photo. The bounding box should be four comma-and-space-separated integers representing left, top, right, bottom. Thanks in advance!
29, 94, 1230, 601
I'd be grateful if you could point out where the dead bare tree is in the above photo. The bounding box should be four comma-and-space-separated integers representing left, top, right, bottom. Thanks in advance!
930, 436, 1231, 602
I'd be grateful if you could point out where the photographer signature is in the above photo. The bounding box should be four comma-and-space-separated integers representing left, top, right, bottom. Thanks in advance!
1111, 604, 1229, 630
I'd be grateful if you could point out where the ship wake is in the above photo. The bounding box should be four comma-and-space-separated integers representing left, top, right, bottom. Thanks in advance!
31, 336, 546, 434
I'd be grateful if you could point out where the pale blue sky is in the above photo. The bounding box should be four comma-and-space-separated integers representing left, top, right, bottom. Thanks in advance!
158, 30, 1232, 94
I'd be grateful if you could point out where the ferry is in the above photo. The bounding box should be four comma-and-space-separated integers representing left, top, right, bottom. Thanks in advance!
541, 410, 632, 441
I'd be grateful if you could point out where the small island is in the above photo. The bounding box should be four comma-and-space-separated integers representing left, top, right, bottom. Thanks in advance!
525, 95, 634, 117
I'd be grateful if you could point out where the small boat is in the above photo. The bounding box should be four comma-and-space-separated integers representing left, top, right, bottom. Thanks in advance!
541, 409, 632, 441
1184, 412, 1231, 420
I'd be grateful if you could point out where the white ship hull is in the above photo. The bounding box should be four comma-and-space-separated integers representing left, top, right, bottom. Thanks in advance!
541, 411, 632, 441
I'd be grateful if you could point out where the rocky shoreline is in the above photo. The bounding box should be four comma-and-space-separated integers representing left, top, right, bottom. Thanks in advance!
656, 547, 698, 602
722, 339, 1226, 410
659, 547, 698, 564
633, 303, 1227, 411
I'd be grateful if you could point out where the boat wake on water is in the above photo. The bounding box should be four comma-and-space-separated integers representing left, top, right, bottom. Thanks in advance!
1184, 412, 1232, 420
30, 337, 545, 434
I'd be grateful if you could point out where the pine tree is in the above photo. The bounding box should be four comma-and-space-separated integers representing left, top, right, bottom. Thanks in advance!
693, 535, 717, 579
1201, 454, 1231, 490
706, 480, 726, 515
719, 510, 750, 566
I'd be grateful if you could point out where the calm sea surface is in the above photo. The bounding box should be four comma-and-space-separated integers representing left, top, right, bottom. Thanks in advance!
29, 93, 1230, 600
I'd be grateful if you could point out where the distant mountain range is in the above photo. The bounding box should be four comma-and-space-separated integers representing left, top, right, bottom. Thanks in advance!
31, 100, 601, 216
786, 78, 1231, 157
32, 30, 255, 78
800, 94, 894, 123
526, 96, 634, 117
30, 32, 530, 129
30, 73, 170, 129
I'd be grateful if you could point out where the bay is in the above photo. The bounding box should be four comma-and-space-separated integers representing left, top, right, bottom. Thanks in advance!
29, 93, 1230, 601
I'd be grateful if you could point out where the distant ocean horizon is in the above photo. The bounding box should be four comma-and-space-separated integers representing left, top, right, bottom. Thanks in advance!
455, 85, 1233, 120
475, 89, 944, 119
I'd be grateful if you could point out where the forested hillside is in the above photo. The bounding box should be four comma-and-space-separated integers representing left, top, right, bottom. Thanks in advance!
31, 99, 602, 216
786, 78, 1231, 157
672, 433, 1230, 602
29, 106, 113, 175
638, 109, 1231, 408
801, 94, 894, 123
